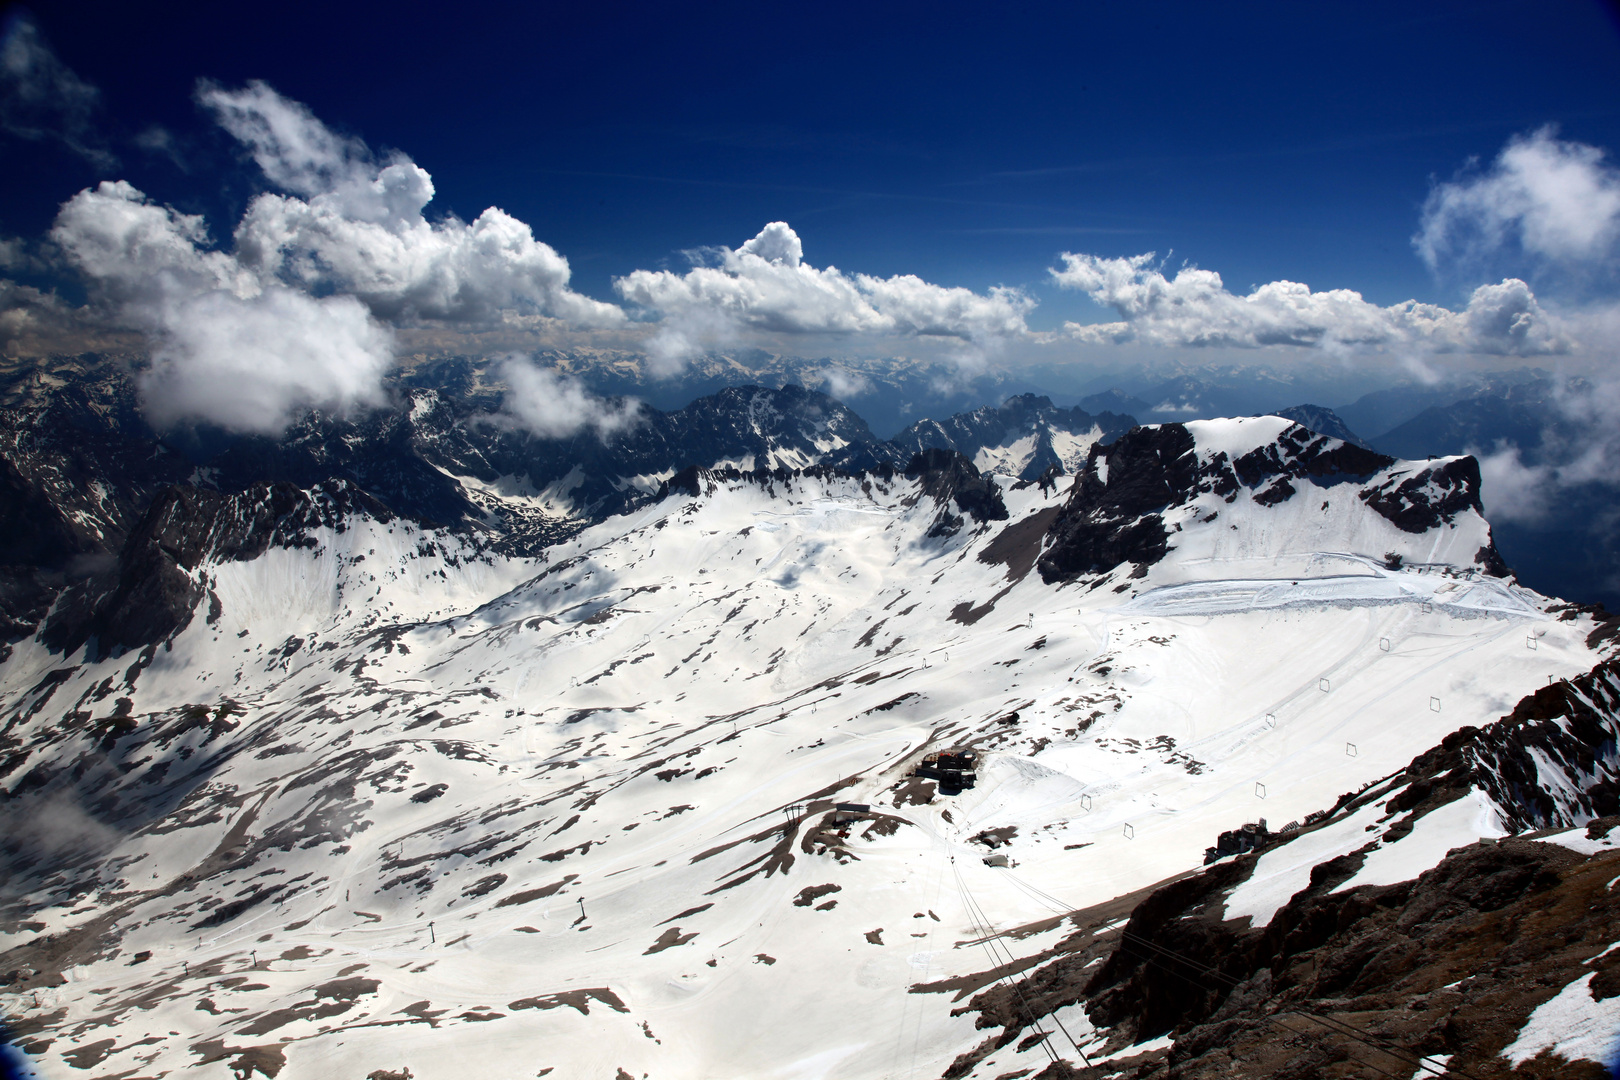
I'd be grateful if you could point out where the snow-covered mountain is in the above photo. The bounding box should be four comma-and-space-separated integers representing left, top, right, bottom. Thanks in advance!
4, 411, 1617, 1078
0, 360, 1140, 662
1267, 403, 1364, 446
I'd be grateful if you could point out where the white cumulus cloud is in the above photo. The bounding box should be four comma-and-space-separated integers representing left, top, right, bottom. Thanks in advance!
1416, 127, 1620, 273
52, 180, 257, 305
51, 180, 393, 434
615, 221, 1033, 374
142, 289, 394, 435
493, 356, 641, 440
1475, 442, 1556, 524
815, 365, 871, 401
202, 81, 625, 328
48, 82, 624, 433
1050, 252, 1568, 356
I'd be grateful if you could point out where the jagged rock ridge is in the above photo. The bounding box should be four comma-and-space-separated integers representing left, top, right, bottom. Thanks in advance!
1039, 417, 1504, 584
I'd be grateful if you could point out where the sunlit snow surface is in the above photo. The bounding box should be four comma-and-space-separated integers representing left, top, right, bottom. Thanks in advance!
0, 428, 1600, 1079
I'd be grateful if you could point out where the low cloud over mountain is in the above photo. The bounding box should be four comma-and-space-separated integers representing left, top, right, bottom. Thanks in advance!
616, 221, 1034, 374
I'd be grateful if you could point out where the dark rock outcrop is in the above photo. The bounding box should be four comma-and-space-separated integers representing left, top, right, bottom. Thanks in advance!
1384, 656, 1620, 831
1038, 420, 1505, 584
0, 375, 192, 654
1037, 424, 1198, 582
903, 449, 1008, 538
1358, 455, 1488, 534
1224, 423, 1390, 489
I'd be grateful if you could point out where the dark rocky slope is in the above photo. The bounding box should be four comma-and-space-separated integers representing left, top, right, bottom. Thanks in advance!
0, 380, 191, 652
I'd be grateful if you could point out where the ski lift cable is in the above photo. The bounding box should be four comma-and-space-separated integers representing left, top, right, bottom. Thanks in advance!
903, 824, 956, 1079
950, 860, 1091, 1067
954, 875, 1061, 1045
1000, 873, 1071, 917
914, 828, 955, 1076
935, 819, 1097, 1062
950, 867, 1059, 1065
960, 903, 1070, 1068
948, 859, 1060, 1064
1001, 874, 1262, 1000
904, 833, 947, 1080
957, 932, 1060, 1064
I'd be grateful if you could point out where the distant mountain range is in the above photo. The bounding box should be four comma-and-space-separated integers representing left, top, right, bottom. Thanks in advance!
0, 358, 1151, 658
1367, 377, 1579, 460
3, 353, 1608, 659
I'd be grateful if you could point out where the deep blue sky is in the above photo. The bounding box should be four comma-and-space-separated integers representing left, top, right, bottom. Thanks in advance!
7, 0, 1620, 328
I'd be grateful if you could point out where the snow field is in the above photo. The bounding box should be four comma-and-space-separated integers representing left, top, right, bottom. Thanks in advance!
0, 425, 1601, 1079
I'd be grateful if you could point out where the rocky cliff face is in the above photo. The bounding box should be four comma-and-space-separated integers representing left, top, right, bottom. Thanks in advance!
202, 383, 878, 533
1038, 424, 1199, 582
41, 481, 396, 658
903, 448, 1009, 537
0, 381, 191, 652
1384, 655, 1620, 833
